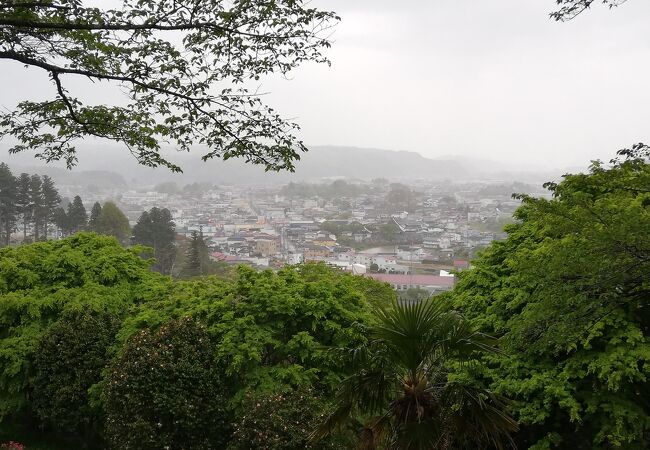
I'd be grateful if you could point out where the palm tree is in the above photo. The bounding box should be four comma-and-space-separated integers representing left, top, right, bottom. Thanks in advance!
314, 298, 517, 450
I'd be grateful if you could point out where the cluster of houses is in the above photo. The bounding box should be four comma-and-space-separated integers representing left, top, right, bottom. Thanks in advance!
90, 179, 532, 295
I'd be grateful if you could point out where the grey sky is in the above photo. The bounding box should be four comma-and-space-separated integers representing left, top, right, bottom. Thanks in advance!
1, 0, 649, 169
264, 0, 650, 167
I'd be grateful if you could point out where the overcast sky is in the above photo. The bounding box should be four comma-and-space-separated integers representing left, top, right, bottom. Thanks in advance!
265, 0, 650, 168
2, 0, 649, 169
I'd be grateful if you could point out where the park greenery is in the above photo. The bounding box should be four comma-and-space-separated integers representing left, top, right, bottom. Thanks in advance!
0, 146, 646, 449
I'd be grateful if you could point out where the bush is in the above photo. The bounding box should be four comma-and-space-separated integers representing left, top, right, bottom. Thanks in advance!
228, 388, 349, 450
31, 309, 121, 442
104, 317, 230, 450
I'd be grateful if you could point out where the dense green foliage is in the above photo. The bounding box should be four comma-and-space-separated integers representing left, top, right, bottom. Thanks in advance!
0, 233, 397, 448
0, 233, 155, 421
119, 263, 394, 399
5, 147, 645, 450
95, 202, 130, 245
32, 309, 121, 441
104, 317, 230, 450
451, 146, 650, 449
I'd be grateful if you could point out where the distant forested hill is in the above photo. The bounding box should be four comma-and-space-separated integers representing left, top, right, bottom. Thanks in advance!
2, 144, 560, 187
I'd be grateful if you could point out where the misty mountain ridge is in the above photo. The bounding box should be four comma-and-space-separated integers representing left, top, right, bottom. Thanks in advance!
2, 144, 564, 188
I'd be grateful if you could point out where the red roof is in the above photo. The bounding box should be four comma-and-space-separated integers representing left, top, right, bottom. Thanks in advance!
210, 252, 227, 261
366, 274, 455, 288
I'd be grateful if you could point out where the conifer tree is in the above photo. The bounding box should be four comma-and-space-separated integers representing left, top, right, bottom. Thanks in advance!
29, 175, 44, 240
66, 196, 87, 234
53, 207, 69, 237
0, 163, 18, 246
132, 207, 176, 275
15, 173, 31, 241
88, 202, 102, 231
180, 231, 206, 278
41, 175, 61, 240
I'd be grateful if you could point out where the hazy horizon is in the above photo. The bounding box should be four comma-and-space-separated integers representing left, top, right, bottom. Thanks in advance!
2, 0, 649, 171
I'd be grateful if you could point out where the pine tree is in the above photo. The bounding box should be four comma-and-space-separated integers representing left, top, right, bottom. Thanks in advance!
53, 207, 69, 236
133, 207, 176, 275
0, 163, 18, 246
29, 175, 44, 241
41, 176, 61, 240
15, 173, 31, 241
180, 231, 205, 278
66, 196, 88, 234
88, 202, 102, 231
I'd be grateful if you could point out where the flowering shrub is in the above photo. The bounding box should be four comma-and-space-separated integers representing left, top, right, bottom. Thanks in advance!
0, 442, 25, 450
104, 317, 230, 450
228, 388, 350, 450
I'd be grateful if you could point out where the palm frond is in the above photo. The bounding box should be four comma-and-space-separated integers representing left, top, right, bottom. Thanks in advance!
441, 382, 518, 450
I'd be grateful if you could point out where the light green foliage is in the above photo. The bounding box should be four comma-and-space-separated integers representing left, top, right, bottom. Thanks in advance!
0, 235, 397, 446
451, 145, 650, 449
121, 263, 390, 399
0, 233, 160, 420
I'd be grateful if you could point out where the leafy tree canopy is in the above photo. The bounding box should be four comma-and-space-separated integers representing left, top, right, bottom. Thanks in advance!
0, 233, 161, 420
119, 263, 395, 400
0, 0, 338, 172
105, 317, 230, 450
450, 144, 650, 449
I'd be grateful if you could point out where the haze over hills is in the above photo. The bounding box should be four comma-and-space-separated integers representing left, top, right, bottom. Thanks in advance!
2, 144, 566, 188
